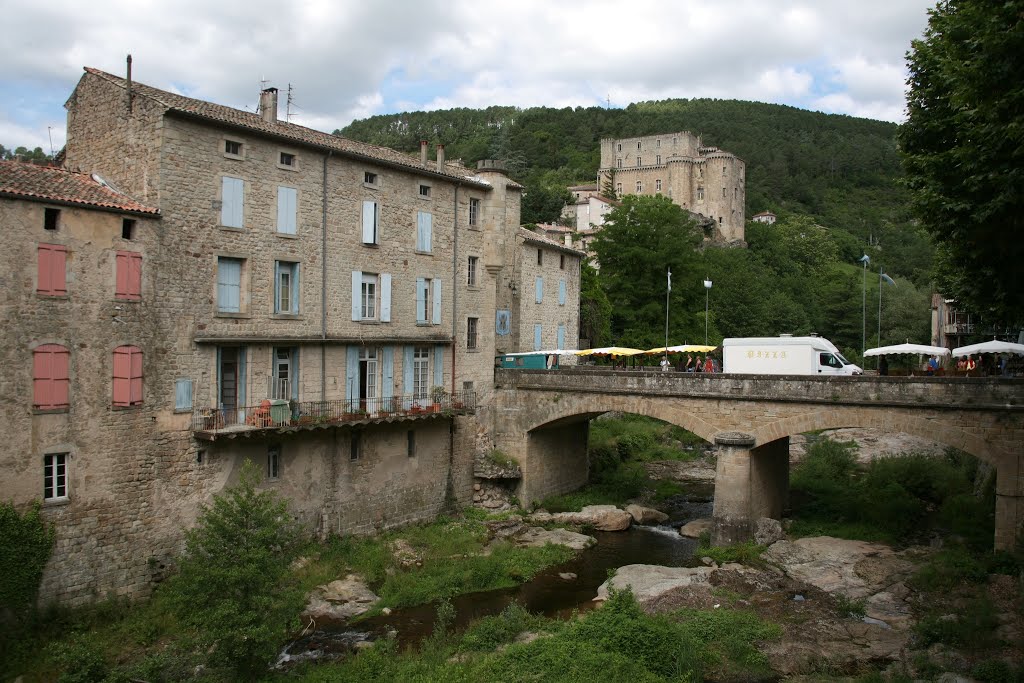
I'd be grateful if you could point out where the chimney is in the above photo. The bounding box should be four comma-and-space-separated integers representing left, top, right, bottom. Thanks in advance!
126, 54, 134, 113
259, 87, 279, 123
436, 144, 445, 172
420, 140, 429, 165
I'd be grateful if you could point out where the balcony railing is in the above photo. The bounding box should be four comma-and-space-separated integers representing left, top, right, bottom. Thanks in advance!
191, 390, 477, 439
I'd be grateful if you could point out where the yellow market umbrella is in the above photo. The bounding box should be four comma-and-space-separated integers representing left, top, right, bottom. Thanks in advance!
646, 344, 718, 354
575, 346, 645, 357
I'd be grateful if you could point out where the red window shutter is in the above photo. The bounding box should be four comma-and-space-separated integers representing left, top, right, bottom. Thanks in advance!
37, 244, 67, 295
112, 346, 132, 406
33, 344, 69, 409
129, 253, 142, 299
115, 251, 142, 300
129, 347, 143, 404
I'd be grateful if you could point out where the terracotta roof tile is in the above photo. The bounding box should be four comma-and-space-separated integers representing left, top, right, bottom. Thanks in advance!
82, 67, 512, 190
0, 160, 159, 215
518, 226, 585, 256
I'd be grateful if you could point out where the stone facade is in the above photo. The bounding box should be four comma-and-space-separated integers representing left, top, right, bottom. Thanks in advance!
2, 66, 534, 605
598, 131, 746, 243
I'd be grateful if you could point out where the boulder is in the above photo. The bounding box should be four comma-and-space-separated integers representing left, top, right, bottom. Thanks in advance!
390, 538, 423, 569
679, 518, 713, 538
625, 504, 669, 525
754, 517, 784, 545
515, 526, 596, 551
529, 505, 632, 531
595, 564, 715, 603
303, 574, 378, 621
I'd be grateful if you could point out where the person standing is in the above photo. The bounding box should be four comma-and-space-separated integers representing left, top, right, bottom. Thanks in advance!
879, 355, 889, 376
685, 354, 694, 372
703, 356, 714, 373
660, 355, 670, 372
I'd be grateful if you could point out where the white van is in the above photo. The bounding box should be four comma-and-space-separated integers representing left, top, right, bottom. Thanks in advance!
722, 335, 863, 376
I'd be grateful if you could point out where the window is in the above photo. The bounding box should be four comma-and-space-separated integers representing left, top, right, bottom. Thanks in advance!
364, 171, 378, 186
216, 257, 243, 313
723, 165, 727, 175
535, 276, 544, 303
467, 317, 478, 350
416, 277, 441, 324
735, 187, 738, 199
637, 141, 642, 150
277, 186, 297, 234
656, 179, 662, 192
33, 344, 70, 410
407, 430, 416, 458
719, 217, 723, 224
44, 453, 68, 501
469, 198, 480, 226
37, 243, 67, 296
637, 157, 642, 167
636, 180, 643, 192
559, 254, 565, 270
350, 432, 361, 461
558, 279, 566, 306
722, 187, 727, 198
44, 208, 59, 231
224, 139, 243, 156
115, 251, 142, 300
121, 218, 135, 240
557, 323, 566, 350
533, 324, 542, 351
272, 347, 297, 400
467, 256, 478, 286
112, 345, 143, 407
279, 152, 295, 168
275, 261, 299, 314
221, 176, 244, 228
419, 184, 431, 198
616, 183, 622, 195
656, 139, 661, 148
537, 249, 543, 266
175, 378, 193, 410
416, 211, 432, 252
617, 143, 622, 152
362, 200, 379, 244
413, 347, 430, 400
351, 271, 391, 322
267, 445, 280, 479
697, 187, 704, 201
616, 158, 622, 169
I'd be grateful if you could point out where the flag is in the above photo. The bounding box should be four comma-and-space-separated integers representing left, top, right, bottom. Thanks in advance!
881, 273, 896, 286
859, 254, 871, 264
667, 267, 671, 292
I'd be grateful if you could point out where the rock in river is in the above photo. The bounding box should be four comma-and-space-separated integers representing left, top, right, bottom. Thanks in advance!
595, 564, 715, 603
303, 574, 379, 621
625, 504, 669, 525
514, 527, 596, 551
530, 505, 633, 531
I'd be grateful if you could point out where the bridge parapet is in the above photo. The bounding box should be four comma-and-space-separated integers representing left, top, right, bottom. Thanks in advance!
495, 368, 1024, 410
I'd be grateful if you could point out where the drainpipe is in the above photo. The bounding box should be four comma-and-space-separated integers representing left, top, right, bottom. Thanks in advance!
321, 151, 332, 400
452, 182, 461, 394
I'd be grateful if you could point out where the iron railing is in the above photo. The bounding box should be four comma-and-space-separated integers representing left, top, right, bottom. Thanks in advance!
190, 390, 477, 435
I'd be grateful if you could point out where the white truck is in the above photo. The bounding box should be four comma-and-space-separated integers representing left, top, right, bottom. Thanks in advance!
722, 335, 863, 376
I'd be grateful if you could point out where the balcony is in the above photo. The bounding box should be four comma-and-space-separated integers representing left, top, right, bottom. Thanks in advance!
190, 391, 477, 441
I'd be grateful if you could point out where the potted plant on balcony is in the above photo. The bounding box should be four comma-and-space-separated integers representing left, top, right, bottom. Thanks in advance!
409, 402, 424, 415
430, 386, 448, 413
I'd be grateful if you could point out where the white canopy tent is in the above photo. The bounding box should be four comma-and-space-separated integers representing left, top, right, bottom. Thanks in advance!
864, 343, 950, 357
951, 340, 1024, 357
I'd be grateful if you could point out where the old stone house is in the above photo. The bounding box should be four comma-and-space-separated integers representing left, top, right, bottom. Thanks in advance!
1, 64, 550, 605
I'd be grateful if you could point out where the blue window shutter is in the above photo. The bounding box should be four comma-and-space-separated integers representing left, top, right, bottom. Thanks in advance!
291, 348, 300, 400
217, 258, 241, 312
345, 346, 359, 405
416, 212, 425, 250
403, 345, 414, 408
559, 279, 566, 306
237, 347, 247, 406
424, 212, 432, 252
277, 186, 297, 234
380, 273, 392, 322
415, 278, 427, 323
417, 211, 432, 252
222, 177, 243, 228
382, 347, 394, 402
433, 345, 444, 389
534, 324, 542, 351
362, 200, 377, 243
557, 324, 565, 350
432, 279, 442, 324
175, 378, 192, 410
292, 263, 300, 313
535, 276, 543, 303
351, 271, 361, 321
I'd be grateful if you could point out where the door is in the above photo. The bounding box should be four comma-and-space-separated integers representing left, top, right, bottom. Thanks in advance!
218, 347, 247, 424
273, 347, 292, 400
359, 347, 378, 412
818, 352, 845, 375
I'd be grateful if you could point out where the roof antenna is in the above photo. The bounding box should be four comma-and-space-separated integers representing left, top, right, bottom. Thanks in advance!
286, 83, 294, 122
126, 54, 134, 113
47, 127, 54, 159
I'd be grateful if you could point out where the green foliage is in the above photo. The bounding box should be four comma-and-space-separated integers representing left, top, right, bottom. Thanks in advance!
486, 449, 519, 469
458, 602, 549, 652
696, 535, 767, 565
914, 597, 999, 648
834, 595, 867, 618
578, 261, 611, 347
972, 658, 1024, 683
0, 500, 55, 618
899, 0, 1024, 324
166, 460, 304, 678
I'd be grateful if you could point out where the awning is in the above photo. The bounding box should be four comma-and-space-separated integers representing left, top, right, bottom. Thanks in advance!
951, 340, 1024, 357
864, 343, 950, 357
575, 347, 645, 357
645, 344, 718, 355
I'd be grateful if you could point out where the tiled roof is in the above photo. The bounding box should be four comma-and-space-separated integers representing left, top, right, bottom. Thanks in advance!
0, 160, 159, 215
82, 67, 510, 190
518, 226, 585, 257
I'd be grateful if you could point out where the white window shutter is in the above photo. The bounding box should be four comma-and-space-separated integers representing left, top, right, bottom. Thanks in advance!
557, 324, 566, 350
217, 259, 241, 312
222, 177, 243, 228
417, 211, 432, 252
403, 345, 414, 408
278, 187, 297, 234
362, 200, 377, 243
433, 345, 444, 388
535, 276, 544, 303
351, 271, 361, 321
382, 347, 394, 401
432, 279, 442, 324
415, 277, 427, 323
559, 279, 566, 306
534, 324, 542, 351
345, 346, 359, 404
380, 273, 392, 322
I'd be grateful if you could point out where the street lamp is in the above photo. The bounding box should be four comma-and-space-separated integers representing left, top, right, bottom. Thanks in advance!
703, 278, 713, 345
664, 267, 672, 356
858, 254, 871, 358
877, 267, 896, 348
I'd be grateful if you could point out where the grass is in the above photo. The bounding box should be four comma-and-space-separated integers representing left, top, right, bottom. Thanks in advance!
695, 533, 767, 566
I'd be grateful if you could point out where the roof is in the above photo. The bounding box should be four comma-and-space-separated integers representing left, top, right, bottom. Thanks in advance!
753, 210, 776, 217
0, 160, 160, 216
568, 184, 597, 191
80, 67, 517, 191
517, 227, 586, 257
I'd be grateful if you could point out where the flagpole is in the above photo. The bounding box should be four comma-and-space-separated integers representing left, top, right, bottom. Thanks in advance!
664, 267, 671, 359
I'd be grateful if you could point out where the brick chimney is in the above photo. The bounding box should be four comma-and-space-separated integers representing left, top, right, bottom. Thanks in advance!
436, 144, 445, 171
420, 140, 429, 165
259, 87, 279, 123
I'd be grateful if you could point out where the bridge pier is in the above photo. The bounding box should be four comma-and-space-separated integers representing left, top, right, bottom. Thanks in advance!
502, 421, 590, 508
712, 432, 789, 545
995, 458, 1024, 550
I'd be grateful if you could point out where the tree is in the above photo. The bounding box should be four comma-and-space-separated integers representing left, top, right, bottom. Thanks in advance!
168, 461, 304, 678
899, 0, 1024, 324
578, 261, 611, 347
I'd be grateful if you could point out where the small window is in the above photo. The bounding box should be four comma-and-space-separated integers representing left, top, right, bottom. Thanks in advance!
112, 345, 143, 407
616, 182, 622, 194
616, 143, 621, 152
467, 256, 478, 286
697, 187, 704, 201
656, 139, 661, 148
559, 254, 565, 270
656, 179, 662, 192
350, 432, 361, 461
723, 187, 727, 198
407, 430, 415, 458
419, 184, 431, 198
723, 165, 727, 175
175, 378, 193, 410
44, 208, 59, 231
637, 141, 642, 150
364, 171, 378, 186
225, 139, 242, 156
275, 261, 299, 314
636, 180, 643, 192
121, 218, 135, 240
637, 157, 642, 166
467, 317, 478, 350
469, 198, 480, 226
44, 453, 68, 501
537, 249, 543, 266
267, 445, 281, 479
656, 155, 661, 165
719, 217, 723, 224
279, 152, 295, 167
616, 158, 622, 169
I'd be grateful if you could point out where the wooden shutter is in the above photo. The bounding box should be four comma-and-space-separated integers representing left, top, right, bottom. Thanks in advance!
417, 211, 432, 252
557, 324, 566, 350
351, 271, 362, 321
535, 276, 543, 303
431, 279, 442, 324
33, 344, 69, 409
221, 177, 244, 228
433, 345, 444, 389
37, 244, 67, 295
382, 347, 394, 402
113, 345, 142, 406
116, 251, 142, 300
380, 273, 392, 322
403, 346, 414, 408
559, 279, 566, 306
217, 258, 241, 312
362, 200, 377, 244
175, 378, 193, 410
277, 186, 297, 234
345, 345, 359, 404
415, 278, 427, 323
534, 324, 542, 351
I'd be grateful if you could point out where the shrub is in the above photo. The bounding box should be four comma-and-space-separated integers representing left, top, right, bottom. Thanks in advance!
0, 501, 55, 618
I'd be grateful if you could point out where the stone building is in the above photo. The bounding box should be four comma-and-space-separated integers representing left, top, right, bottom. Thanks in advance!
751, 210, 776, 225
598, 131, 746, 243
3, 64, 533, 605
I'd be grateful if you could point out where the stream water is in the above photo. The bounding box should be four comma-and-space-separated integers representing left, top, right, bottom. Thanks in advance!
277, 491, 713, 667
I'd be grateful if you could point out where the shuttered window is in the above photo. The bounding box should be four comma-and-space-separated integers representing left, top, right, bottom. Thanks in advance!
37, 243, 67, 295
112, 345, 143, 407
535, 276, 544, 304
221, 176, 244, 228
557, 324, 566, 350
115, 251, 142, 300
362, 200, 379, 244
534, 324, 543, 351
416, 211, 432, 252
175, 378, 193, 410
558, 279, 566, 306
217, 257, 242, 312
33, 344, 70, 409
277, 186, 297, 234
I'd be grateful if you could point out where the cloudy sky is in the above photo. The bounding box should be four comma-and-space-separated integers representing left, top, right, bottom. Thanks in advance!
1, 0, 937, 154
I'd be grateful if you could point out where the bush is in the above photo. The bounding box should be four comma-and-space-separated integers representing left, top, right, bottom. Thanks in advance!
0, 501, 55, 618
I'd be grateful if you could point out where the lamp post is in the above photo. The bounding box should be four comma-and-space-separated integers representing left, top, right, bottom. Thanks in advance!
858, 254, 871, 359
664, 267, 671, 357
703, 278, 713, 345
877, 267, 896, 348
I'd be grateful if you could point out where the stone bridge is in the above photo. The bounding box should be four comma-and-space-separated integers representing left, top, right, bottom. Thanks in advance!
491, 368, 1024, 550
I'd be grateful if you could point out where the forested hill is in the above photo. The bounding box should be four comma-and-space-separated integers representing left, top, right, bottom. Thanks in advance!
337, 99, 926, 279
